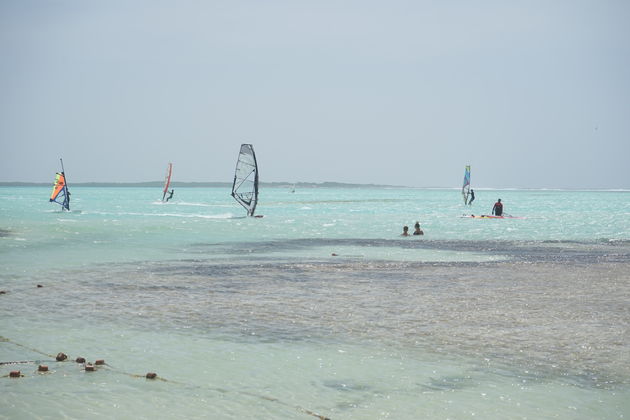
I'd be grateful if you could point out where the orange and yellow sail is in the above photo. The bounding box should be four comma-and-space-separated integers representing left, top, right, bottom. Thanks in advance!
50, 173, 66, 201
50, 159, 70, 211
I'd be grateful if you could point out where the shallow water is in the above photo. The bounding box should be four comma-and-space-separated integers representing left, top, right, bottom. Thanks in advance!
1, 187, 629, 419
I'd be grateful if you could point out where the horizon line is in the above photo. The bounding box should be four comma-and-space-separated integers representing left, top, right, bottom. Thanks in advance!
0, 181, 627, 191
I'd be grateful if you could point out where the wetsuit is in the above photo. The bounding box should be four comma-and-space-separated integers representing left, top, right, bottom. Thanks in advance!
492, 201, 503, 216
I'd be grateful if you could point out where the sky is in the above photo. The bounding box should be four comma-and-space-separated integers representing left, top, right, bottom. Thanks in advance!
1, 0, 629, 188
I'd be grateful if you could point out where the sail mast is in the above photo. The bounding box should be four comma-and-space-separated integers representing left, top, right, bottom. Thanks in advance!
60, 158, 67, 186
60, 158, 70, 211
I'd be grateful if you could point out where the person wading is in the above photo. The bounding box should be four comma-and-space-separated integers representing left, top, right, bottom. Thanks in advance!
492, 198, 503, 216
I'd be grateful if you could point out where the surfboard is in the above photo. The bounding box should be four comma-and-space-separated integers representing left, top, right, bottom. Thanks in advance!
462, 215, 525, 219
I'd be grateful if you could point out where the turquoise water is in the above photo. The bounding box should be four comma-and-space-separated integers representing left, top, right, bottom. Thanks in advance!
1, 187, 629, 419
2, 187, 628, 273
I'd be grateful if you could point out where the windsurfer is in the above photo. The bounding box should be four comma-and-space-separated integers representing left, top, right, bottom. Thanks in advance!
492, 199, 503, 216
166, 189, 174, 202
468, 189, 475, 205
413, 222, 424, 235
232, 144, 259, 217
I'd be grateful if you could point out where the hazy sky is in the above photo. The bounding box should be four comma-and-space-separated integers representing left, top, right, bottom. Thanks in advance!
1, 0, 629, 188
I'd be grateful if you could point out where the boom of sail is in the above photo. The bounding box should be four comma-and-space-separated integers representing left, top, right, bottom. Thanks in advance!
162, 162, 173, 201
462, 165, 471, 205
231, 144, 259, 216
50, 159, 70, 211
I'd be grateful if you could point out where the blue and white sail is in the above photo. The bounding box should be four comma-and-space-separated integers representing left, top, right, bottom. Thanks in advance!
462, 165, 471, 205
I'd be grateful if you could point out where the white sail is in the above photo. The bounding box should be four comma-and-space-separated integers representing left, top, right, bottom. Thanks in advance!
231, 144, 259, 216
162, 162, 173, 202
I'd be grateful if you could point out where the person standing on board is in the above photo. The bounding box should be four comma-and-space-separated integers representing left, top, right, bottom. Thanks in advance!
413, 222, 424, 235
166, 189, 174, 202
468, 189, 475, 205
492, 199, 503, 216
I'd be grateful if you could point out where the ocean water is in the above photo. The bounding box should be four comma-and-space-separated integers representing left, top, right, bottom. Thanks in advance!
1, 186, 629, 419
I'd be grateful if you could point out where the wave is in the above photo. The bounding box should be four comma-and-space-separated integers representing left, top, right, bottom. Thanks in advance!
88, 211, 240, 219
154, 201, 234, 208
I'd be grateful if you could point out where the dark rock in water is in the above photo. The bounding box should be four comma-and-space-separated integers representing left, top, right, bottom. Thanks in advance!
322, 379, 371, 392
56, 352, 67, 361
422, 375, 474, 391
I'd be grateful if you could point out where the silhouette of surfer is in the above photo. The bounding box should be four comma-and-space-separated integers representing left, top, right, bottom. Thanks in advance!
468, 189, 475, 205
492, 198, 503, 216
166, 189, 174, 202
